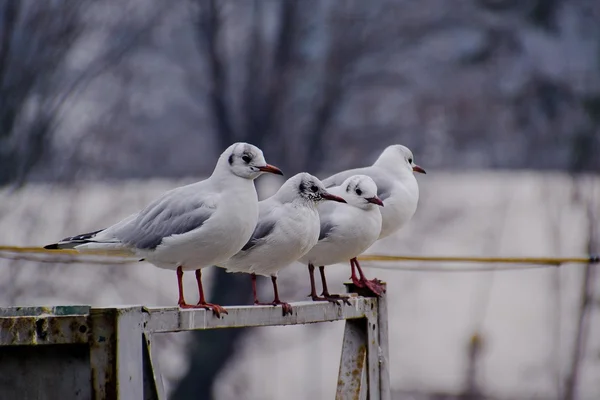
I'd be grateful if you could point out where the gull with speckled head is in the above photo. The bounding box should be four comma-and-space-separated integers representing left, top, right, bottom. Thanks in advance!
321, 145, 425, 295
299, 175, 383, 303
44, 143, 283, 317
220, 173, 346, 316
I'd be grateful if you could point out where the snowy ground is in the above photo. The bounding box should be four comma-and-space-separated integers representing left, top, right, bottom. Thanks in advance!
0, 172, 598, 399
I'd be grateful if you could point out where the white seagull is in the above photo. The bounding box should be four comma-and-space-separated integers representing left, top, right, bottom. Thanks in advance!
321, 145, 425, 294
44, 142, 283, 316
298, 175, 384, 303
220, 173, 346, 315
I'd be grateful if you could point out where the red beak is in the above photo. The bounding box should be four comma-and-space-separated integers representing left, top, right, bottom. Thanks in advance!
366, 196, 384, 206
412, 165, 426, 174
321, 192, 346, 203
257, 164, 283, 175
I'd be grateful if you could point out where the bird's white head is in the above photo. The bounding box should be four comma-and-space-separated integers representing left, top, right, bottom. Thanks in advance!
340, 175, 384, 210
218, 142, 283, 179
278, 173, 346, 204
374, 144, 426, 176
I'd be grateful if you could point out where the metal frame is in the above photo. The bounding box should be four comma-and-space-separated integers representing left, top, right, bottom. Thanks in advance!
0, 287, 390, 400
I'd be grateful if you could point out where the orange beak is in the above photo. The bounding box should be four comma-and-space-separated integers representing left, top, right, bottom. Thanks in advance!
257, 164, 283, 175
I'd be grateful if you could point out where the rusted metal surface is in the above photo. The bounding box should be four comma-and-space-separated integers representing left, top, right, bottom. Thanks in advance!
0, 315, 89, 346
114, 307, 144, 399
0, 305, 90, 317
336, 318, 368, 400
89, 308, 118, 400
0, 305, 90, 346
0, 306, 92, 399
89, 307, 144, 400
376, 285, 392, 400
0, 295, 390, 399
144, 298, 376, 333
367, 310, 381, 399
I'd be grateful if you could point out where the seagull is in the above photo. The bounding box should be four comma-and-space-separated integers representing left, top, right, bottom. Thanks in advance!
322, 145, 425, 295
44, 142, 283, 317
220, 173, 346, 316
298, 175, 383, 303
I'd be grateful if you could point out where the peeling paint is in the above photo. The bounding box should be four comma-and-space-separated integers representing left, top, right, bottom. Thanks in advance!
0, 315, 89, 346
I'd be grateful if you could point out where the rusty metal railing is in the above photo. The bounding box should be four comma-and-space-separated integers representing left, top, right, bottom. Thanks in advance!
0, 285, 390, 400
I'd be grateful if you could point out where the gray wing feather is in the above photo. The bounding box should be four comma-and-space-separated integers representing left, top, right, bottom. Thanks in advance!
241, 218, 276, 251
318, 220, 336, 241
322, 167, 371, 188
374, 177, 393, 201
118, 193, 215, 250
324, 167, 394, 201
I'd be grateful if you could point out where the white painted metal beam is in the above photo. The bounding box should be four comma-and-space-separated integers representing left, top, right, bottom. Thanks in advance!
143, 298, 377, 333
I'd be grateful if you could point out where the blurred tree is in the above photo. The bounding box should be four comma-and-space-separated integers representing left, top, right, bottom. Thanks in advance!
184, 0, 375, 175
0, 0, 82, 186
173, 1, 372, 398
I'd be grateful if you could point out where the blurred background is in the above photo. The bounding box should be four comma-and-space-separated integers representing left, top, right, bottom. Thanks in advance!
0, 0, 599, 399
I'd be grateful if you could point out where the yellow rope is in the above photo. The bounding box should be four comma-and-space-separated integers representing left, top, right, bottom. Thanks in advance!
365, 264, 553, 272
0, 245, 597, 266
0, 245, 133, 257
0, 252, 135, 265
357, 254, 599, 265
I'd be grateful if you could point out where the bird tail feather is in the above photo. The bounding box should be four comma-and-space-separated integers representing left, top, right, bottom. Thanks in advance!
44, 228, 134, 256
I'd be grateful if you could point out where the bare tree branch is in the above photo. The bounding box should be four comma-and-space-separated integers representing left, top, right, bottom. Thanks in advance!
190, 0, 236, 149
301, 4, 367, 173
255, 0, 297, 145
0, 1, 82, 186
0, 0, 20, 89
242, 0, 265, 146
175, 3, 301, 397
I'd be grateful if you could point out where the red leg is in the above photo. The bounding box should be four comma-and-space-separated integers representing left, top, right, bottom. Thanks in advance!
191, 269, 228, 317
319, 266, 350, 305
320, 265, 330, 296
308, 263, 326, 301
350, 258, 386, 296
176, 266, 195, 308
271, 276, 292, 316
251, 273, 261, 304
253, 274, 292, 316
350, 260, 361, 287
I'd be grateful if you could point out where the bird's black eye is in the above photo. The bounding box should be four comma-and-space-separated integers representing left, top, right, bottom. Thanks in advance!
242, 154, 252, 163
355, 188, 362, 196
408, 158, 413, 164
310, 185, 318, 192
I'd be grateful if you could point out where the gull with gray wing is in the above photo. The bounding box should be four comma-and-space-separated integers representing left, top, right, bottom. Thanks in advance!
322, 145, 425, 294
44, 142, 283, 316
298, 175, 384, 303
220, 173, 346, 316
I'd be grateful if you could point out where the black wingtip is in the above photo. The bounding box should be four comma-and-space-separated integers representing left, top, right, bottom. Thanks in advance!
43, 244, 59, 250
590, 255, 600, 264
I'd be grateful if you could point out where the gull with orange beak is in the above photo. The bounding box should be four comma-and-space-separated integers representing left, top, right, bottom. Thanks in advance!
220, 173, 346, 316
299, 175, 384, 303
44, 142, 283, 317
322, 145, 425, 295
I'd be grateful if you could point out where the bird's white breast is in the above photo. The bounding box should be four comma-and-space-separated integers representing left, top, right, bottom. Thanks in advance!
300, 204, 382, 267
225, 202, 320, 277
378, 175, 419, 239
